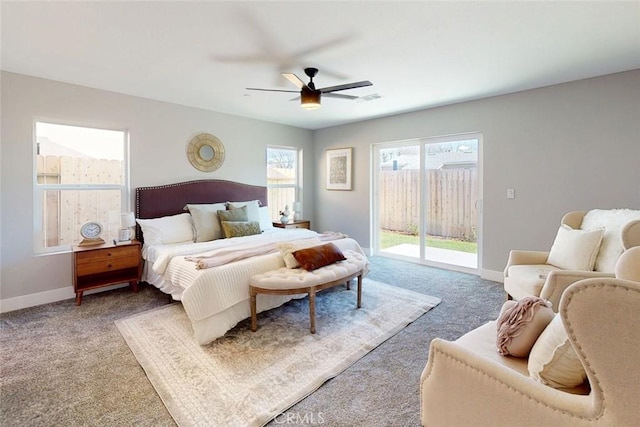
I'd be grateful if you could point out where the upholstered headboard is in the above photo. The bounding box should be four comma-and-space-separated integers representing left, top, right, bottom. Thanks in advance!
135, 179, 268, 241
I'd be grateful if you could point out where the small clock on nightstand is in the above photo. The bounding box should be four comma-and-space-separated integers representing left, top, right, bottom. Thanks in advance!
78, 221, 106, 246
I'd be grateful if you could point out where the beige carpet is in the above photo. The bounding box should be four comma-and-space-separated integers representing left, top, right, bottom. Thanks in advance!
115, 279, 441, 427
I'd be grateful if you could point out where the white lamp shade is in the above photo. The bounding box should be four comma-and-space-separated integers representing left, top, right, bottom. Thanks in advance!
121, 212, 136, 228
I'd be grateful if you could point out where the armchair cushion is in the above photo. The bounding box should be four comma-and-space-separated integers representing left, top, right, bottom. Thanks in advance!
504, 264, 562, 301
547, 225, 604, 271
496, 297, 554, 357
528, 314, 587, 389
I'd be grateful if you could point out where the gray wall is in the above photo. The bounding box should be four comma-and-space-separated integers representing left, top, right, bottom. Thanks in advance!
0, 71, 313, 305
2, 70, 639, 308
312, 70, 640, 277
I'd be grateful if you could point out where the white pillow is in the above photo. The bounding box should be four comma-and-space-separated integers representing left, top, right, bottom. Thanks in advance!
258, 206, 274, 231
227, 200, 261, 223
528, 314, 587, 389
186, 203, 227, 242
277, 237, 322, 269
136, 213, 194, 246
547, 225, 604, 270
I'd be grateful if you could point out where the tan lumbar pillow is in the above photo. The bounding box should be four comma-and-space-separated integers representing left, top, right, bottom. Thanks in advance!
528, 314, 587, 389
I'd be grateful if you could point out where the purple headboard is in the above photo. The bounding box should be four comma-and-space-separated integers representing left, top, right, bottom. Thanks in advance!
135, 179, 268, 241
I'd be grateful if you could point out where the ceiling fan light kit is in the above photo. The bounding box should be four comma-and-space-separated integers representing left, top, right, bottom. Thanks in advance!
247, 67, 372, 111
301, 87, 321, 110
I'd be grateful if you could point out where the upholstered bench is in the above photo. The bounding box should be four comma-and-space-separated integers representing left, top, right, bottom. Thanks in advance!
249, 250, 367, 334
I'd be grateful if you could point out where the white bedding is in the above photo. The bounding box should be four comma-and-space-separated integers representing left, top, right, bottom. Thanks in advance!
141, 228, 368, 344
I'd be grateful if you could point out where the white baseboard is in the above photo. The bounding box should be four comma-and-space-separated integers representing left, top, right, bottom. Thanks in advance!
481, 269, 504, 283
0, 264, 504, 314
0, 283, 129, 314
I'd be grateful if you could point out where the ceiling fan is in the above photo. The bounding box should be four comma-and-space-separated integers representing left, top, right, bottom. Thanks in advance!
246, 67, 372, 110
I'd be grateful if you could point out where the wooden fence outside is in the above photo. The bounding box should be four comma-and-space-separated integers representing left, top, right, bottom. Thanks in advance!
37, 155, 123, 246
379, 168, 478, 241
266, 185, 295, 221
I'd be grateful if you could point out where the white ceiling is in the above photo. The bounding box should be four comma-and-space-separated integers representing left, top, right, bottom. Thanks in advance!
2, 1, 639, 130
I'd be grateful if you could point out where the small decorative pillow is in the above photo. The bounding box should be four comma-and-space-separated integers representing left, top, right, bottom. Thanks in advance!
496, 296, 554, 357
547, 225, 604, 271
528, 314, 587, 389
220, 221, 261, 238
292, 243, 347, 271
277, 238, 322, 268
186, 203, 227, 242
136, 213, 194, 245
217, 205, 248, 223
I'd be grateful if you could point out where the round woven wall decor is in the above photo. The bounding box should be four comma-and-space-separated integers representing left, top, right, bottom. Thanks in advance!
186, 133, 225, 172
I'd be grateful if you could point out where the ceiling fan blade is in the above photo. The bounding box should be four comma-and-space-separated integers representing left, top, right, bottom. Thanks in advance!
323, 93, 359, 100
282, 73, 307, 90
320, 80, 373, 93
246, 88, 299, 93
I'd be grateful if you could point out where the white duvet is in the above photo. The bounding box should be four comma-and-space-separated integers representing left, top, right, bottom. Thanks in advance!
141, 229, 368, 344
146, 228, 317, 275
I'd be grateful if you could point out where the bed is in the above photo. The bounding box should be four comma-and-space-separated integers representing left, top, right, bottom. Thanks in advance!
135, 179, 368, 345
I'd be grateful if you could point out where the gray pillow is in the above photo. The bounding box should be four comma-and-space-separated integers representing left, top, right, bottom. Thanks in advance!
217, 205, 248, 223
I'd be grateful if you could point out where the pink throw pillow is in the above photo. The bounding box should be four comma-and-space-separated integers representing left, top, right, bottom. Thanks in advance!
496, 296, 554, 358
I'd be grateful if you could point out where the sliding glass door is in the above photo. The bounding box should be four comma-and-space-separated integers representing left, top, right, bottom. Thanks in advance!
372, 135, 481, 273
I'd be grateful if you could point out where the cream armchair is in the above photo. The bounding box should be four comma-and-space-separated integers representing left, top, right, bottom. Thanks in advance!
420, 247, 640, 426
504, 209, 640, 311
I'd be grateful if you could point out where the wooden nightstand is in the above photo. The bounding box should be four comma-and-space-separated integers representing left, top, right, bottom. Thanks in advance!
72, 240, 142, 305
273, 220, 311, 230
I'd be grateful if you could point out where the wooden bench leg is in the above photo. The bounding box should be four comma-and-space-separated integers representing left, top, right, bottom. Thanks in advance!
346, 279, 351, 291
357, 274, 362, 308
309, 288, 316, 334
250, 288, 258, 332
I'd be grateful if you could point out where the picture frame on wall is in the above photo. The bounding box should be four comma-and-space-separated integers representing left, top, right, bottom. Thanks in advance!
326, 147, 353, 190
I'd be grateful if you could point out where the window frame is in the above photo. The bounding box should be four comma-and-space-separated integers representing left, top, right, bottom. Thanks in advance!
33, 119, 130, 254
266, 145, 302, 221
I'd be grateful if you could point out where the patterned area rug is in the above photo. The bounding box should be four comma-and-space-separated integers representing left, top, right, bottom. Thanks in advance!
115, 279, 441, 427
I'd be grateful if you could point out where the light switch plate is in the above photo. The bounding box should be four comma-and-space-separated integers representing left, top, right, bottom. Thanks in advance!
507, 188, 515, 199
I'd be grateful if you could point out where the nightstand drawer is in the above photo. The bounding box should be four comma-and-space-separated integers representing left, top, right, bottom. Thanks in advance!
273, 220, 310, 230
289, 223, 307, 229
75, 254, 139, 276
76, 245, 138, 263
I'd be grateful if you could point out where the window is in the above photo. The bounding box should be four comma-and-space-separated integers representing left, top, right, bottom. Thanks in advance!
266, 147, 301, 221
34, 121, 128, 253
